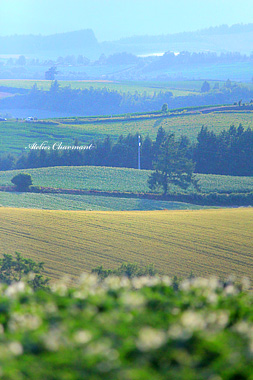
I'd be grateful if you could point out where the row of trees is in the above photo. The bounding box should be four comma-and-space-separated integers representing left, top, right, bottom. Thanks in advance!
0, 81, 172, 115
194, 125, 253, 176
4, 51, 252, 69
1, 128, 192, 172
1, 125, 251, 176
1, 80, 253, 116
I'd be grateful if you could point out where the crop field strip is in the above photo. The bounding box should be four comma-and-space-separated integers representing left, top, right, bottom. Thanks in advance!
0, 79, 251, 92
0, 192, 208, 211
0, 208, 252, 282
0, 79, 199, 97
1, 108, 253, 154
55, 110, 253, 141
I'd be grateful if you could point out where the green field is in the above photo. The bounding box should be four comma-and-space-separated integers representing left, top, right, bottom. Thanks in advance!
0, 207, 252, 282
1, 166, 253, 194
1, 107, 253, 154
0, 79, 200, 97
0, 192, 208, 211
0, 78, 252, 92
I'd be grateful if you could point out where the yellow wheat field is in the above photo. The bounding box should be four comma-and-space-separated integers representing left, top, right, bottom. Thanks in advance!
0, 207, 252, 283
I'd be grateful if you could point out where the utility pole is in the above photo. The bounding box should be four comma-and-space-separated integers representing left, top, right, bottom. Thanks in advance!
138, 135, 141, 170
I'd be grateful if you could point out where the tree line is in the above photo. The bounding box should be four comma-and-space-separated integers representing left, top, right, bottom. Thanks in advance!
144, 51, 253, 73
3, 50, 252, 69
1, 80, 253, 116
194, 125, 253, 176
1, 125, 252, 176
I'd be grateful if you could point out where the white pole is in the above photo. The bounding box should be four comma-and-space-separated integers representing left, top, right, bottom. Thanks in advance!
138, 135, 141, 170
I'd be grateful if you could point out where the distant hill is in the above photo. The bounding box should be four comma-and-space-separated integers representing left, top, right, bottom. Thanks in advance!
0, 29, 99, 56
0, 24, 252, 58
105, 23, 253, 55
118, 24, 253, 44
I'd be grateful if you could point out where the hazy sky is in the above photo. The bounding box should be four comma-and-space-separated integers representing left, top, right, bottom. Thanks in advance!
0, 0, 252, 41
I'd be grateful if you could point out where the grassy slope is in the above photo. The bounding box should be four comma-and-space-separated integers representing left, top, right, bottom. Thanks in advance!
1, 166, 253, 194
0, 79, 199, 96
0, 207, 252, 282
0, 79, 252, 91
1, 108, 253, 154
0, 192, 208, 211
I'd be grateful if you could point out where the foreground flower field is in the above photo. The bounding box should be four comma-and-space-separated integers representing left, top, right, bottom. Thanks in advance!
0, 275, 252, 380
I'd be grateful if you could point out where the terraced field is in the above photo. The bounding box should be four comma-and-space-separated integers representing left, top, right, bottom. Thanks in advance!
0, 207, 252, 283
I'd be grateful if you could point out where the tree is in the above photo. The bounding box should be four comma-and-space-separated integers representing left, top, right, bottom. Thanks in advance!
141, 135, 153, 169
16, 55, 26, 65
11, 173, 32, 191
0, 253, 50, 291
45, 66, 58, 80
0, 153, 15, 170
194, 126, 219, 174
153, 126, 167, 163
225, 79, 232, 88
30, 83, 39, 94
148, 133, 198, 195
201, 81, 211, 92
50, 80, 60, 93
161, 103, 168, 113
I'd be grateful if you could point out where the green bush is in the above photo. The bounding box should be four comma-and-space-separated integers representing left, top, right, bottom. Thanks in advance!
11, 173, 32, 191
92, 262, 157, 279
0, 252, 49, 290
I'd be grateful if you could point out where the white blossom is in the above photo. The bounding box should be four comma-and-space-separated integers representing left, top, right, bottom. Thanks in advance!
120, 291, 146, 309
5, 282, 27, 297
137, 327, 167, 351
181, 311, 206, 331
73, 330, 92, 345
8, 342, 23, 356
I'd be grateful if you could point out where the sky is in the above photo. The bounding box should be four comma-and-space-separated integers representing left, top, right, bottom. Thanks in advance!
0, 0, 252, 41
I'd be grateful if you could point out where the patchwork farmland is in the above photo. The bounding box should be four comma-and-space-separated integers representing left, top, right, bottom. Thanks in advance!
1, 106, 253, 154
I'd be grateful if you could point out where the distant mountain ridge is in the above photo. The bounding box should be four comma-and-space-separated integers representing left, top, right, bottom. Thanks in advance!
109, 23, 253, 55
0, 29, 98, 55
0, 24, 252, 57
117, 23, 253, 43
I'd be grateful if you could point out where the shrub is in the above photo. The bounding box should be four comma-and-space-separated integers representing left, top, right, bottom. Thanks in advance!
0, 252, 49, 290
11, 173, 33, 191
92, 262, 157, 279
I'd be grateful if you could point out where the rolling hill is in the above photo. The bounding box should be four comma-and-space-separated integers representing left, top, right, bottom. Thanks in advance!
1, 166, 253, 193
1, 105, 253, 154
0, 207, 252, 283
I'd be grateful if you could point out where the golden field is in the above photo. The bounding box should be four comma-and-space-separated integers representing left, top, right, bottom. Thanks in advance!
0, 207, 252, 283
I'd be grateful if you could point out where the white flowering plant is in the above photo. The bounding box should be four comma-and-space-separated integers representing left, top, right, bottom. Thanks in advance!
0, 275, 252, 380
